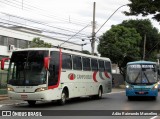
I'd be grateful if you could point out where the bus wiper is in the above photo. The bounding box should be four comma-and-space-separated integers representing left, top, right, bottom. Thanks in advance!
134, 72, 140, 83
143, 72, 150, 83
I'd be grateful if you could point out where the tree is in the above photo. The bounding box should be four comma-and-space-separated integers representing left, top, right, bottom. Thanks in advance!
120, 19, 160, 60
81, 50, 91, 55
98, 25, 141, 78
124, 0, 160, 22
31, 37, 52, 48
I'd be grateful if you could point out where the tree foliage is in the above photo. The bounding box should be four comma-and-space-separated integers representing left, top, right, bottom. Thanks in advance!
81, 50, 91, 55
98, 25, 141, 78
120, 19, 160, 60
124, 0, 160, 22
31, 37, 52, 48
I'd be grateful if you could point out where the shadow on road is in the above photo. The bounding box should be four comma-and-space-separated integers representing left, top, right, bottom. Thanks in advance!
12, 97, 107, 108
127, 96, 157, 101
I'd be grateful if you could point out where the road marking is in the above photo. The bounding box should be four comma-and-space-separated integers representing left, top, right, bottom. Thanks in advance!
107, 91, 125, 94
150, 116, 158, 119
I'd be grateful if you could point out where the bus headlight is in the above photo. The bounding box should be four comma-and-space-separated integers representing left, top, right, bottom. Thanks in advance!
35, 87, 47, 92
126, 85, 133, 90
152, 84, 158, 90
7, 87, 14, 92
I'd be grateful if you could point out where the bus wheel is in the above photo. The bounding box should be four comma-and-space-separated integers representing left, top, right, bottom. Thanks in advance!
94, 88, 102, 99
27, 101, 36, 106
58, 90, 67, 105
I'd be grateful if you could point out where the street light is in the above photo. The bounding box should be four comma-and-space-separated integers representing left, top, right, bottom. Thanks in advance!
95, 4, 128, 34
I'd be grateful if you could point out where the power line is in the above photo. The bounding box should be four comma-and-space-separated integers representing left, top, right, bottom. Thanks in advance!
13, 0, 88, 24
0, 18, 89, 41
1, 12, 90, 37
0, 0, 89, 26
59, 24, 91, 46
145, 41, 160, 57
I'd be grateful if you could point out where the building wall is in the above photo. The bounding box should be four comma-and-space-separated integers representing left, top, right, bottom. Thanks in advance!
0, 26, 81, 58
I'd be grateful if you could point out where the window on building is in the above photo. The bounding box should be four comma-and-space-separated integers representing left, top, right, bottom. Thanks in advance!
62, 53, 72, 69
19, 40, 28, 48
91, 59, 98, 71
82, 57, 91, 71
0, 36, 8, 46
0, 36, 4, 46
73, 55, 82, 70
8, 37, 17, 47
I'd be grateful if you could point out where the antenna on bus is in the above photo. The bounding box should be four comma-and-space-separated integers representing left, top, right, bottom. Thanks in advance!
59, 24, 90, 47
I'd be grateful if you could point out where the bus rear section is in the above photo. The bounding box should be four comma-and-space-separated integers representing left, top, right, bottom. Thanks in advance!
125, 61, 159, 100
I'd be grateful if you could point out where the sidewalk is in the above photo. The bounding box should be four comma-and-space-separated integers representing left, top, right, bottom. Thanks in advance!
112, 88, 125, 92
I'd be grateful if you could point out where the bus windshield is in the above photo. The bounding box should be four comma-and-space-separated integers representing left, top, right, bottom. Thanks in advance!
8, 50, 48, 86
126, 64, 157, 85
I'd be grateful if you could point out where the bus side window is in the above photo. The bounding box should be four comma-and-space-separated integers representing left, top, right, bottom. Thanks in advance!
82, 57, 91, 71
73, 55, 82, 70
105, 61, 111, 73
99, 60, 105, 71
91, 59, 98, 71
62, 53, 72, 69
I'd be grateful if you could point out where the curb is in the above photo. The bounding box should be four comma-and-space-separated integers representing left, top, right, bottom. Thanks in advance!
0, 95, 9, 101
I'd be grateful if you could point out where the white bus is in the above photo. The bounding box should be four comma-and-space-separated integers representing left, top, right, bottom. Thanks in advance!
1, 48, 112, 105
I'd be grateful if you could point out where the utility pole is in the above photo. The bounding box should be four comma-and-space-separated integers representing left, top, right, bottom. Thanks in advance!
22, 0, 23, 10
91, 2, 96, 55
143, 34, 146, 60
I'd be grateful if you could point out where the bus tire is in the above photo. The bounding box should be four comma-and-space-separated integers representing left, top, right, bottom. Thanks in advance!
93, 87, 102, 99
27, 101, 36, 106
97, 87, 102, 99
58, 90, 67, 105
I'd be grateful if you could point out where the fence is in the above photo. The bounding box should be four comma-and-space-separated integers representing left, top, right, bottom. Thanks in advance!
112, 74, 124, 88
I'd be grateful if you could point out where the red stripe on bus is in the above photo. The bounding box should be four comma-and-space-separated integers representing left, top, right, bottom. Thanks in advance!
48, 48, 62, 89
104, 72, 110, 78
93, 71, 98, 82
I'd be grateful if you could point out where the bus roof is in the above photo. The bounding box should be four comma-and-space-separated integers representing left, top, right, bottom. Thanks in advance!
127, 61, 157, 65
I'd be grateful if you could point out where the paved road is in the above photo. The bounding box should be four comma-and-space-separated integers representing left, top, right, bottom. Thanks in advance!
0, 89, 160, 119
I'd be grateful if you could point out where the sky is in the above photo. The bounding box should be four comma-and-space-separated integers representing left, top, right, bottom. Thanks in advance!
0, 0, 159, 54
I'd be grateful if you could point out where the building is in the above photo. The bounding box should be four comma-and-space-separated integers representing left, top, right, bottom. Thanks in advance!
0, 25, 81, 60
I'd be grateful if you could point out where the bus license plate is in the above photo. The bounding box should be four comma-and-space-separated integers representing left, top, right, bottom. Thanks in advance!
21, 95, 28, 99
138, 92, 144, 94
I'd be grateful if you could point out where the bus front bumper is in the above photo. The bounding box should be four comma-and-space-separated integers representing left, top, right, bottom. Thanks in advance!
7, 90, 61, 101
126, 89, 158, 97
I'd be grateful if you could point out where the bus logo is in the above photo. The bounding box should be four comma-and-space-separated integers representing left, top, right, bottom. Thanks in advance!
68, 73, 76, 80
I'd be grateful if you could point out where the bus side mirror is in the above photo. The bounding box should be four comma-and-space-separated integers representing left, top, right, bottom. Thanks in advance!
44, 57, 50, 70
1, 58, 10, 70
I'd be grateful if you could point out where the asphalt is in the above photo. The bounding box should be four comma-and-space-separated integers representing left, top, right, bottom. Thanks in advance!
0, 88, 125, 101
